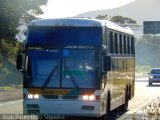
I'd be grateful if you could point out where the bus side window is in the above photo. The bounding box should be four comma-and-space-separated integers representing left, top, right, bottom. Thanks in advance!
111, 31, 113, 54
127, 36, 131, 54
115, 33, 118, 54
119, 34, 123, 54
131, 37, 135, 54
112, 32, 116, 54
108, 31, 113, 54
123, 35, 127, 54
102, 28, 107, 46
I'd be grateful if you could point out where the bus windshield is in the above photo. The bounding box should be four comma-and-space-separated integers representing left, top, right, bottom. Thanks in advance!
62, 49, 97, 88
25, 49, 99, 89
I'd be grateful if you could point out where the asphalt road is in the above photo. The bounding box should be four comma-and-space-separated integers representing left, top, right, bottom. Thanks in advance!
0, 78, 160, 119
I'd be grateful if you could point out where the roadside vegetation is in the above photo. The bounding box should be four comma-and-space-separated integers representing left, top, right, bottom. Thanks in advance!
0, 0, 48, 88
122, 97, 160, 120
135, 65, 151, 78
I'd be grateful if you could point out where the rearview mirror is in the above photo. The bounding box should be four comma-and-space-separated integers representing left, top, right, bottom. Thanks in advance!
16, 53, 23, 71
103, 55, 111, 74
104, 56, 111, 71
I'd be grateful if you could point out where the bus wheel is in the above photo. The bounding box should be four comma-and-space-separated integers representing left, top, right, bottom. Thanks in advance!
95, 115, 107, 120
101, 114, 107, 120
106, 93, 111, 116
120, 88, 129, 112
128, 85, 131, 100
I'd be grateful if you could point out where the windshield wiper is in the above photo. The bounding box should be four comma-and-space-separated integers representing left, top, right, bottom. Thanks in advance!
42, 65, 58, 88
64, 66, 79, 88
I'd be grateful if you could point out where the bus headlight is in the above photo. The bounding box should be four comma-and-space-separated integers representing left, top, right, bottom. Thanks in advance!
34, 94, 39, 99
82, 95, 89, 101
28, 94, 39, 99
89, 95, 95, 101
82, 95, 95, 101
28, 94, 33, 99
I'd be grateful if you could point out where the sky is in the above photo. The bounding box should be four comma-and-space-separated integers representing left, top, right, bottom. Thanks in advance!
40, 0, 136, 19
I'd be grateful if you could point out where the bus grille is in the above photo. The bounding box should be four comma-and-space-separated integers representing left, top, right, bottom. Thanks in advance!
42, 95, 78, 99
63, 95, 78, 99
42, 95, 58, 99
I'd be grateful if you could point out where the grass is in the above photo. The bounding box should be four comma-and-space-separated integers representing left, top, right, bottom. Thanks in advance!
0, 86, 15, 90
0, 84, 22, 90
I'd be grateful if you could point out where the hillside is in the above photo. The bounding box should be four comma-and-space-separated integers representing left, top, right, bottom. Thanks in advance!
76, 0, 160, 34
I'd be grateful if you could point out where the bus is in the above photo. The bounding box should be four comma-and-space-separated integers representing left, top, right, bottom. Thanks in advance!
16, 18, 135, 120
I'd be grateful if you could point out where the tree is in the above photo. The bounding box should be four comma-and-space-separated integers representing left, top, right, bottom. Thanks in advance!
0, 0, 48, 86
96, 14, 108, 20
0, 0, 48, 59
136, 35, 160, 67
111, 15, 136, 25
95, 14, 137, 26
0, 0, 48, 41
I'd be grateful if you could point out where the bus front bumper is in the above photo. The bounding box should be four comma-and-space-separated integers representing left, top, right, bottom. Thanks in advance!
23, 99, 101, 117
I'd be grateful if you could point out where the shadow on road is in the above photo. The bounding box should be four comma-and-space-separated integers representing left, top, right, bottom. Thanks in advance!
107, 108, 127, 120
62, 108, 127, 120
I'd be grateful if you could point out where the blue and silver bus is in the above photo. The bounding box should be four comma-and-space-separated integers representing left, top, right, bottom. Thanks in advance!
17, 18, 135, 120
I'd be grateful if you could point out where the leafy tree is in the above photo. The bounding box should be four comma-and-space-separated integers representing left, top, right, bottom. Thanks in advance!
0, 0, 48, 86
95, 14, 137, 25
96, 14, 108, 20
0, 0, 48, 59
0, 0, 48, 41
111, 15, 136, 25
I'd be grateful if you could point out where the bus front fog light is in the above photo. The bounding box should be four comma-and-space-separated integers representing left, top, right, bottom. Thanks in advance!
34, 94, 39, 99
28, 94, 33, 99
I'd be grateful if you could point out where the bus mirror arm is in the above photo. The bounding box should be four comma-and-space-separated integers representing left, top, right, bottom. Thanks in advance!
102, 70, 107, 75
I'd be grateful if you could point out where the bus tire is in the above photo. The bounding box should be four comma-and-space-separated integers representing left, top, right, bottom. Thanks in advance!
120, 87, 129, 112
128, 84, 131, 100
95, 115, 107, 120
106, 92, 111, 117
101, 114, 107, 120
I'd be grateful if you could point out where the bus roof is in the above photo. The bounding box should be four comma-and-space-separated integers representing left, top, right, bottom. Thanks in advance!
29, 18, 134, 35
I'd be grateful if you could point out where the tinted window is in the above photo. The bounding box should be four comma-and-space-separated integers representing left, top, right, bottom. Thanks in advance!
115, 33, 118, 54
123, 35, 127, 54
151, 69, 160, 74
131, 37, 135, 54
108, 31, 113, 54
27, 27, 101, 48
127, 36, 130, 54
119, 34, 123, 54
